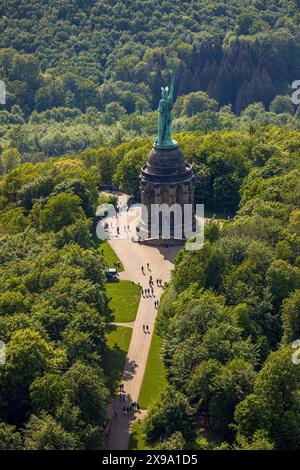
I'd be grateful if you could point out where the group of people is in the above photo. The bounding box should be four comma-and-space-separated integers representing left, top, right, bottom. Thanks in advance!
140, 263, 163, 311
114, 223, 132, 237
142, 287, 154, 297
143, 324, 150, 333
121, 401, 140, 416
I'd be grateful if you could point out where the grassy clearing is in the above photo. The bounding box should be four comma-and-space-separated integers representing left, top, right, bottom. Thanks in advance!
102, 325, 132, 396
99, 240, 124, 272
106, 280, 140, 323
138, 329, 167, 410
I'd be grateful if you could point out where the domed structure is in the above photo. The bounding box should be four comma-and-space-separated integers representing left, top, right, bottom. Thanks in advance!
139, 75, 195, 244
141, 146, 192, 181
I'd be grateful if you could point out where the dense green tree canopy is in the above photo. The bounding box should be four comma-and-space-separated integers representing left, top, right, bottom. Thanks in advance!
0, 1, 300, 450
0, 153, 110, 449
1, 1, 300, 162
143, 124, 300, 449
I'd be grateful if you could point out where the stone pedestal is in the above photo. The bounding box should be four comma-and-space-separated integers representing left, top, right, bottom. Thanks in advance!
139, 145, 195, 244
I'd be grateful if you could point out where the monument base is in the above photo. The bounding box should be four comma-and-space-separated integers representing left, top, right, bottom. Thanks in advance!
153, 138, 178, 150
140, 237, 185, 247
139, 215, 196, 242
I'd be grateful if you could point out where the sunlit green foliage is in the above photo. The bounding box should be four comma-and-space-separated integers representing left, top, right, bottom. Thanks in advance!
143, 125, 300, 449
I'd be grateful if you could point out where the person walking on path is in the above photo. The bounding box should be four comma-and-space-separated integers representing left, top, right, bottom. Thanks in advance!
147, 263, 150, 271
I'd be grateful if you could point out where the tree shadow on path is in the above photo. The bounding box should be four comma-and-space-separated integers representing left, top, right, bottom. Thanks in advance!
123, 358, 138, 381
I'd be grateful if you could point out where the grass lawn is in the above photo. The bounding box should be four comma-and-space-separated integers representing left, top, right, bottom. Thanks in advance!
99, 240, 124, 272
129, 420, 153, 450
106, 280, 140, 323
102, 325, 132, 396
138, 329, 167, 410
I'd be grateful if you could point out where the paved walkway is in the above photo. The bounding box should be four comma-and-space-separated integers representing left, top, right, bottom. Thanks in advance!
105, 195, 181, 450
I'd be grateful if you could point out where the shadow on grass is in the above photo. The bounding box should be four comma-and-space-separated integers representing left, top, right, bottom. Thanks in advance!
97, 239, 124, 272
102, 325, 132, 396
103, 346, 126, 395
104, 279, 120, 323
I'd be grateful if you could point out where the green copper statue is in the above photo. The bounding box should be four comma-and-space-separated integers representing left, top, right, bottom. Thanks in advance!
154, 73, 178, 149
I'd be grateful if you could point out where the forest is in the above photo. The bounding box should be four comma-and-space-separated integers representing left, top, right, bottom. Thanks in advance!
0, 125, 299, 449
142, 126, 300, 449
1, 0, 300, 113
1, 0, 300, 452
0, 155, 111, 449
1, 1, 300, 164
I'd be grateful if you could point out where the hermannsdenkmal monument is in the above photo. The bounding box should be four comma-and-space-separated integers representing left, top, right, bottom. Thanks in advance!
139, 73, 196, 244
